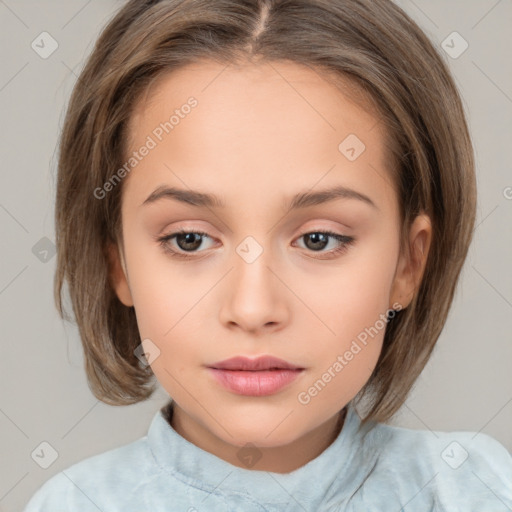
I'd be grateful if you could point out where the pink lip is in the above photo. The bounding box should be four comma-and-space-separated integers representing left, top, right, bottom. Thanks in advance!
207, 356, 305, 396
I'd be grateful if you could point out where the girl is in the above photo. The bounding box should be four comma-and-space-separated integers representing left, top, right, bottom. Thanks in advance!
24, 0, 512, 510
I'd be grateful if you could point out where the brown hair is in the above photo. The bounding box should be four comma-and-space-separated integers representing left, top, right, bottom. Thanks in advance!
54, 0, 476, 423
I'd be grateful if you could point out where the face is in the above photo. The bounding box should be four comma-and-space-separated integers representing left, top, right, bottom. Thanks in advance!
110, 59, 430, 458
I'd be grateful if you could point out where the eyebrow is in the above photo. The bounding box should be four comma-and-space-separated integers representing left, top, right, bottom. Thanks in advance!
141, 185, 378, 211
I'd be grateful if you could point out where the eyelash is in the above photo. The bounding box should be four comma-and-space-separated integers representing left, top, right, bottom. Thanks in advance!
156, 228, 355, 260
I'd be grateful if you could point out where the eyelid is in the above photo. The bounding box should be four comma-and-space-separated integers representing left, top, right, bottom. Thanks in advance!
155, 225, 355, 260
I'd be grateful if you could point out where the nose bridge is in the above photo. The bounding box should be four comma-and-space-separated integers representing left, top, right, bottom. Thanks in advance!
219, 233, 288, 331
232, 233, 279, 301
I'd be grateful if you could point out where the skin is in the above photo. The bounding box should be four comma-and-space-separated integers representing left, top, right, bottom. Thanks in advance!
108, 59, 432, 473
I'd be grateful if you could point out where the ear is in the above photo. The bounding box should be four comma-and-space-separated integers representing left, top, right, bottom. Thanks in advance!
389, 213, 432, 310
106, 241, 134, 307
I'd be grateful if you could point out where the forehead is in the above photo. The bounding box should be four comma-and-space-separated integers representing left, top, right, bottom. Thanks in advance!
123, 59, 396, 215
128, 59, 381, 137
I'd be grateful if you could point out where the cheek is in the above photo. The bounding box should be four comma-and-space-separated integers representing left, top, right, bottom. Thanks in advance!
124, 240, 214, 392
299, 230, 398, 395
317, 234, 399, 337
121, 232, 192, 340
128, 263, 201, 388
131, 272, 197, 345
297, 267, 393, 413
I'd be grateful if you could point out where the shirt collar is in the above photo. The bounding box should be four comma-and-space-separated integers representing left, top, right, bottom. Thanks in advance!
147, 398, 384, 509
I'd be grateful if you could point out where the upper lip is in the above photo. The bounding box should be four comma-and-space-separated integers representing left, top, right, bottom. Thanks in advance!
208, 356, 304, 371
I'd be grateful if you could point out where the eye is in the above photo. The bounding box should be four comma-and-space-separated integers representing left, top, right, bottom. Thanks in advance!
156, 229, 215, 259
156, 229, 355, 260
293, 230, 355, 259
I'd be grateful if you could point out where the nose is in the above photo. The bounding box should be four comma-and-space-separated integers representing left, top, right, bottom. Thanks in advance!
218, 247, 290, 335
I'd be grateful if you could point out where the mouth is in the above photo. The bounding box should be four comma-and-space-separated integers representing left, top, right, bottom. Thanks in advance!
206, 355, 305, 396
208, 355, 304, 372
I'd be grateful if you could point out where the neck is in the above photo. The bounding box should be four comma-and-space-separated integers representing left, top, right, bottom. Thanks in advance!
167, 403, 348, 474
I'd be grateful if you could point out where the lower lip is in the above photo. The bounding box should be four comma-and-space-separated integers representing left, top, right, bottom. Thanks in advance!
207, 368, 304, 396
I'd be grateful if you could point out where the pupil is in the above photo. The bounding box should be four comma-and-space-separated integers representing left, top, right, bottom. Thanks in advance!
178, 233, 201, 251
307, 233, 328, 250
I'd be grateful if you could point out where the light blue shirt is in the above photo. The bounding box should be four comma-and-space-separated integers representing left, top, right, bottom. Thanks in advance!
24, 399, 512, 511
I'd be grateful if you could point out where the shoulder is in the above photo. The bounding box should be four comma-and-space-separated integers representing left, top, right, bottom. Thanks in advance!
368, 420, 512, 510
23, 436, 157, 511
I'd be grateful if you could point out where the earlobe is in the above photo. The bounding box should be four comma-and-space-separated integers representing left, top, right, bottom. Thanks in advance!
390, 213, 432, 309
107, 242, 134, 307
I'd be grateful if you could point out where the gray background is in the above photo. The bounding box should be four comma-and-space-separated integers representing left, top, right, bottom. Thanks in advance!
0, 0, 511, 510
